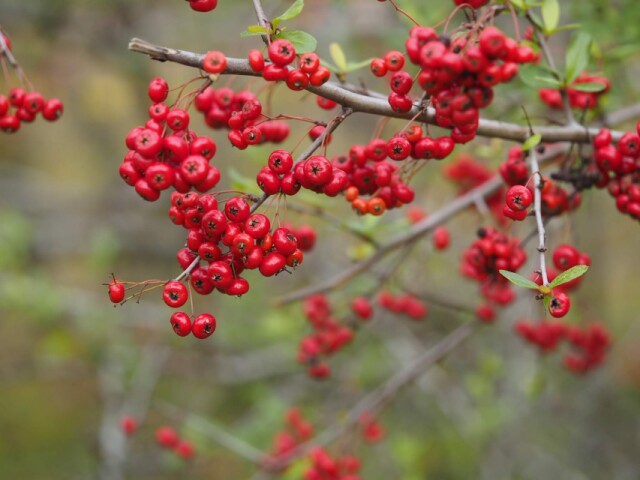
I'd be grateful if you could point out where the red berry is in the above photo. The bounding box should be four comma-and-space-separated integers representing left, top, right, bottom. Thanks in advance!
248, 49, 265, 72
108, 280, 126, 303
189, 0, 217, 12
552, 244, 579, 271
192, 313, 217, 339
203, 50, 228, 74
506, 185, 533, 211
148, 77, 169, 103
163, 281, 189, 308
175, 440, 196, 459
432, 226, 450, 250
170, 311, 192, 337
120, 415, 138, 435
155, 426, 179, 448
268, 39, 296, 66
548, 292, 571, 318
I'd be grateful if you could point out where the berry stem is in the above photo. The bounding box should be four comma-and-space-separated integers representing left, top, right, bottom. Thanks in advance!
529, 145, 550, 286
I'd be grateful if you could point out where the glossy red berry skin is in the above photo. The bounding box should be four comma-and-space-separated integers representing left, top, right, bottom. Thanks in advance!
203, 50, 228, 74
245, 213, 271, 239
163, 281, 189, 308
259, 252, 286, 277
148, 77, 169, 103
192, 313, 217, 339
268, 39, 296, 66
170, 312, 192, 337
175, 440, 196, 459
108, 281, 126, 303
351, 296, 373, 320
189, 0, 217, 12
549, 292, 571, 318
432, 226, 450, 250
552, 244, 579, 271
506, 185, 533, 211
248, 49, 265, 72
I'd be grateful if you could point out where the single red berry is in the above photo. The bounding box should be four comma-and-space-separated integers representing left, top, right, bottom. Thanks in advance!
432, 226, 450, 250
370, 58, 387, 77
170, 311, 192, 337
203, 50, 227, 74
148, 77, 169, 103
155, 426, 179, 448
351, 296, 373, 320
189, 0, 217, 12
120, 415, 138, 436
248, 49, 265, 72
174, 440, 196, 459
300, 52, 320, 73
226, 277, 250, 296
268, 39, 296, 66
108, 280, 126, 303
245, 213, 271, 238
384, 50, 405, 72
162, 281, 189, 308
548, 292, 571, 318
259, 252, 286, 277
192, 313, 217, 339
286, 69, 309, 91
506, 185, 533, 211
273, 227, 298, 256
145, 163, 175, 191
309, 66, 331, 86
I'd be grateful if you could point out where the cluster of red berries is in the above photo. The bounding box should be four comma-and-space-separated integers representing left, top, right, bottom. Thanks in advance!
0, 87, 63, 133
303, 448, 363, 480
298, 294, 354, 379
329, 136, 419, 215
193, 84, 289, 148
171, 190, 306, 283
186, 0, 217, 12
377, 290, 428, 320
256, 150, 349, 198
402, 25, 538, 144
120, 77, 220, 202
266, 409, 313, 462
155, 425, 196, 459
499, 146, 580, 217
120, 417, 195, 460
461, 227, 527, 307
247, 40, 331, 88
592, 127, 640, 221
515, 321, 610, 374
539, 72, 611, 110
0, 33, 63, 133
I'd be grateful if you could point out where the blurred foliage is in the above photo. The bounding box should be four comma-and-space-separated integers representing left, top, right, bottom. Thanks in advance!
0, 0, 639, 479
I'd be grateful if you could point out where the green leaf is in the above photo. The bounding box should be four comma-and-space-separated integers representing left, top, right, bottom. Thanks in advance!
565, 32, 592, 84
543, 294, 552, 310
548, 265, 589, 288
273, 30, 317, 53
518, 64, 561, 89
509, 0, 526, 9
554, 23, 580, 33
534, 76, 563, 87
522, 134, 542, 152
273, 0, 304, 28
541, 0, 560, 33
571, 82, 606, 92
329, 42, 347, 72
499, 270, 541, 290
240, 26, 268, 38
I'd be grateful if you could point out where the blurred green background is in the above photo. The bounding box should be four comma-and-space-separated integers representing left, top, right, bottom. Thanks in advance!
1, 0, 639, 479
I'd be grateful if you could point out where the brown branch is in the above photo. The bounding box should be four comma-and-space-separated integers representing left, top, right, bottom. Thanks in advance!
128, 38, 627, 144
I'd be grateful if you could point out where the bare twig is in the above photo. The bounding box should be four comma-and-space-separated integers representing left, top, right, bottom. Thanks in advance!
127, 38, 626, 144
529, 146, 549, 286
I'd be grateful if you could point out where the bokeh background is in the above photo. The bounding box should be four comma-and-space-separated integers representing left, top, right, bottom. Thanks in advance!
1, 1, 639, 479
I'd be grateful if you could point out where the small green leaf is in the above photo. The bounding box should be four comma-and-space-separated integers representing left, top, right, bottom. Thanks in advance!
534, 76, 563, 87
554, 23, 580, 33
522, 134, 542, 152
499, 270, 541, 290
543, 294, 551, 310
541, 0, 560, 34
509, 0, 526, 9
519, 64, 559, 89
273, 0, 304, 28
548, 265, 589, 288
571, 82, 606, 92
565, 32, 592, 84
240, 26, 268, 38
273, 30, 317, 53
329, 42, 347, 72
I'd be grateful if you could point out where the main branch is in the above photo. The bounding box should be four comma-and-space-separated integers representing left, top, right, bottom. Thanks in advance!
128, 38, 625, 144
